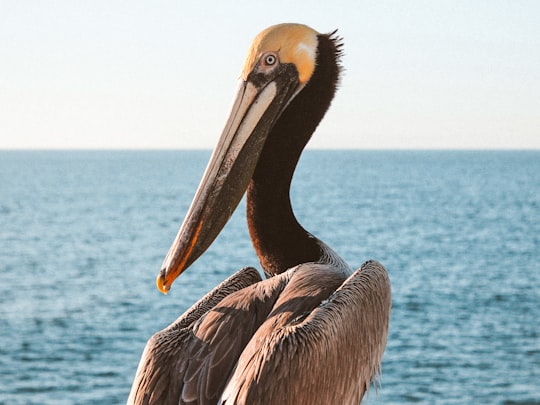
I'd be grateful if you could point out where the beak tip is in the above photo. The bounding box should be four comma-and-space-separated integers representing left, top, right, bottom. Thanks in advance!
156, 269, 171, 295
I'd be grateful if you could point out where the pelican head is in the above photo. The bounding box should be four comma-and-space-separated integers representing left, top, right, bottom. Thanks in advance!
157, 24, 329, 293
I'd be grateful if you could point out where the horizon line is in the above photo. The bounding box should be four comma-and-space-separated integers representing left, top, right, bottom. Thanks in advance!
1, 147, 538, 152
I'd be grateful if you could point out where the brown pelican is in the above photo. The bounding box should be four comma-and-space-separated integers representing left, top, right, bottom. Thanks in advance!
128, 23, 391, 405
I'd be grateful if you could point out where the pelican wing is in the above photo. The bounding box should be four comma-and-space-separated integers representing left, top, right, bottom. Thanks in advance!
220, 260, 391, 405
128, 267, 307, 405
177, 272, 293, 404
128, 266, 262, 405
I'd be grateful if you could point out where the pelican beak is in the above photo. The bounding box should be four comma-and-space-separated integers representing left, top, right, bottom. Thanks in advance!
157, 65, 300, 293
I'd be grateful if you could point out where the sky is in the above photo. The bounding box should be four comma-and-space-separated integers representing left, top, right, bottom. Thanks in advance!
1, 1, 539, 149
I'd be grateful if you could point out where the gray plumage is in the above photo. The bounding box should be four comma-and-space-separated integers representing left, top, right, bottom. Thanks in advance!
128, 261, 390, 405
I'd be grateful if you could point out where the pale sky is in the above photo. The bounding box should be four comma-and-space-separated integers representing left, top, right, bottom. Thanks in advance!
1, 1, 539, 149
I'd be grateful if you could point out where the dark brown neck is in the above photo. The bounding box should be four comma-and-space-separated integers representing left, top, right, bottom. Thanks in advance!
246, 33, 342, 276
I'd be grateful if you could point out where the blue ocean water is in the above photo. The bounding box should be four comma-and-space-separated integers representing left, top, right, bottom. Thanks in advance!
0, 150, 538, 404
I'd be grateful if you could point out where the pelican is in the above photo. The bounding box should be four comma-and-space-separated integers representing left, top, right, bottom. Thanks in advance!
128, 23, 391, 405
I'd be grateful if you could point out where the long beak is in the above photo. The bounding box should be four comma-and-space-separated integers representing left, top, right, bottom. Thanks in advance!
157, 70, 299, 293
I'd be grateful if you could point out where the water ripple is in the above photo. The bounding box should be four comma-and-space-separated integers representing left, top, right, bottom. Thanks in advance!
0, 150, 538, 404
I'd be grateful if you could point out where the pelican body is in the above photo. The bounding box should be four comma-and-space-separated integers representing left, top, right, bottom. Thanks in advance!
128, 23, 391, 405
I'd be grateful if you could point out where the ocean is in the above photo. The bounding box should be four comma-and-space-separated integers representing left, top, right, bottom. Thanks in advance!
0, 150, 538, 404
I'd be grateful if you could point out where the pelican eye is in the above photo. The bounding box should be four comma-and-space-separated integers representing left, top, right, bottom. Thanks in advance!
261, 52, 278, 67
252, 51, 280, 79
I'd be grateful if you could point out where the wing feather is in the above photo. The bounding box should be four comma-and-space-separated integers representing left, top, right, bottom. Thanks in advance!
128, 267, 303, 405
221, 260, 391, 405
180, 271, 293, 404
127, 267, 262, 405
